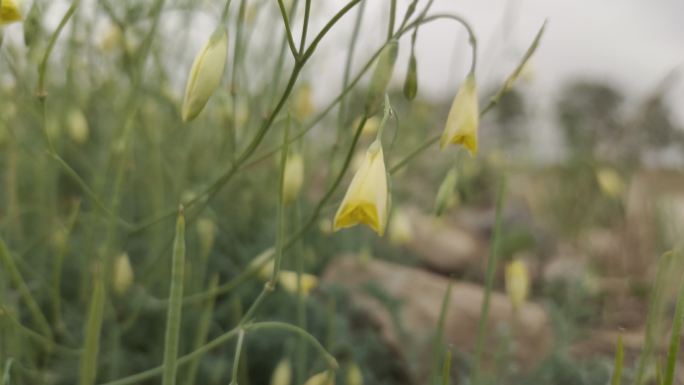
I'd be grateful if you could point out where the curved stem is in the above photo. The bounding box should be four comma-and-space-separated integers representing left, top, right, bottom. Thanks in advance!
245, 322, 338, 370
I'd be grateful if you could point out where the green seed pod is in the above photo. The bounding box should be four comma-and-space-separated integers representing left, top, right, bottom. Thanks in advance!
23, 2, 42, 48
434, 168, 458, 217
365, 40, 399, 113
181, 27, 228, 122
403, 53, 418, 100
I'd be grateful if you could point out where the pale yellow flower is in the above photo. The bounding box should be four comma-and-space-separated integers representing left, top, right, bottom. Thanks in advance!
388, 207, 413, 245
440, 74, 479, 156
270, 359, 292, 385
283, 153, 304, 204
0, 0, 22, 25
346, 362, 363, 385
505, 258, 529, 311
113, 253, 134, 295
303, 371, 335, 385
596, 167, 624, 199
181, 27, 228, 122
278, 271, 318, 296
292, 84, 315, 121
333, 140, 389, 235
67, 108, 89, 144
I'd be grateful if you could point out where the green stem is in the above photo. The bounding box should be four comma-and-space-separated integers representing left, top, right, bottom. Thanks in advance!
37, 0, 81, 96
299, 0, 312, 53
387, 0, 396, 40
611, 333, 624, 385
229, 330, 246, 385
79, 265, 106, 385
663, 274, 684, 385
277, 0, 299, 59
472, 176, 507, 384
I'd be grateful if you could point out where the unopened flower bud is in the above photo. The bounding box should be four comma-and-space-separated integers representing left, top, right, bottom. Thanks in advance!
270, 359, 292, 385
113, 253, 134, 295
181, 27, 228, 122
403, 53, 418, 100
283, 152, 304, 204
434, 169, 458, 217
67, 108, 89, 144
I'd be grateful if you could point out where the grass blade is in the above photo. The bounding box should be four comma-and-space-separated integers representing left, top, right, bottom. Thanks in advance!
663, 274, 684, 385
611, 333, 624, 385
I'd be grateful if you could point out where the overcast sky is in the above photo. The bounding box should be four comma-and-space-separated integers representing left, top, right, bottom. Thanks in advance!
312, 0, 684, 127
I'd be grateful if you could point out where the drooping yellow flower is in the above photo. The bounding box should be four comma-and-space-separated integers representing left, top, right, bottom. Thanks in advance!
278, 271, 318, 296
440, 73, 479, 156
333, 140, 389, 235
0, 0, 22, 25
303, 371, 335, 385
113, 253, 134, 295
181, 27, 228, 122
505, 258, 529, 311
596, 167, 624, 199
270, 359, 292, 385
283, 152, 304, 204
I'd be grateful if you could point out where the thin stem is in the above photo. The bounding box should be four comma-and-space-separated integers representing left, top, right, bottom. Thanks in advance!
229, 330, 246, 385
277, 0, 299, 59
221, 0, 232, 22
472, 176, 507, 384
269, 120, 291, 286
37, 0, 81, 96
299, 0, 312, 53
663, 273, 684, 385
245, 322, 338, 370
387, 0, 396, 40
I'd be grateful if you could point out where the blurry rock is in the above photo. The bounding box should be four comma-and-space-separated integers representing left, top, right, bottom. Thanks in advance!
322, 257, 553, 375
543, 245, 587, 284
403, 207, 485, 273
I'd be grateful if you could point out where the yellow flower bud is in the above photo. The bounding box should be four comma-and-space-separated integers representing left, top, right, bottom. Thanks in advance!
113, 253, 134, 295
283, 152, 304, 204
249, 248, 275, 279
388, 207, 413, 245
67, 108, 89, 144
303, 371, 335, 385
99, 24, 123, 53
270, 359, 292, 385
434, 169, 458, 217
596, 167, 624, 199
196, 217, 216, 257
505, 258, 529, 311
440, 73, 479, 156
365, 40, 398, 113
333, 140, 390, 236
278, 271, 318, 296
292, 84, 315, 121
346, 362, 363, 385
0, 0, 22, 25
181, 27, 228, 122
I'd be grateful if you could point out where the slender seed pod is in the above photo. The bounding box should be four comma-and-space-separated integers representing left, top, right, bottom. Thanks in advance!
181, 27, 228, 122
365, 40, 398, 113
403, 53, 418, 100
79, 263, 105, 385
162, 207, 186, 385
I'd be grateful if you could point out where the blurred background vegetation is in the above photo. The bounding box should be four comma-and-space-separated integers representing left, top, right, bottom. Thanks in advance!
1, 0, 684, 385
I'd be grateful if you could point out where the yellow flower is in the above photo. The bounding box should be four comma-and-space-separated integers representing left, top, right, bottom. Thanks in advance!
67, 108, 89, 145
181, 27, 228, 122
270, 359, 292, 385
596, 167, 624, 199
278, 271, 318, 296
303, 371, 335, 385
283, 152, 304, 204
505, 258, 529, 311
346, 362, 363, 385
113, 253, 134, 295
292, 84, 315, 121
0, 0, 22, 25
440, 73, 479, 156
388, 207, 413, 245
333, 140, 389, 235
